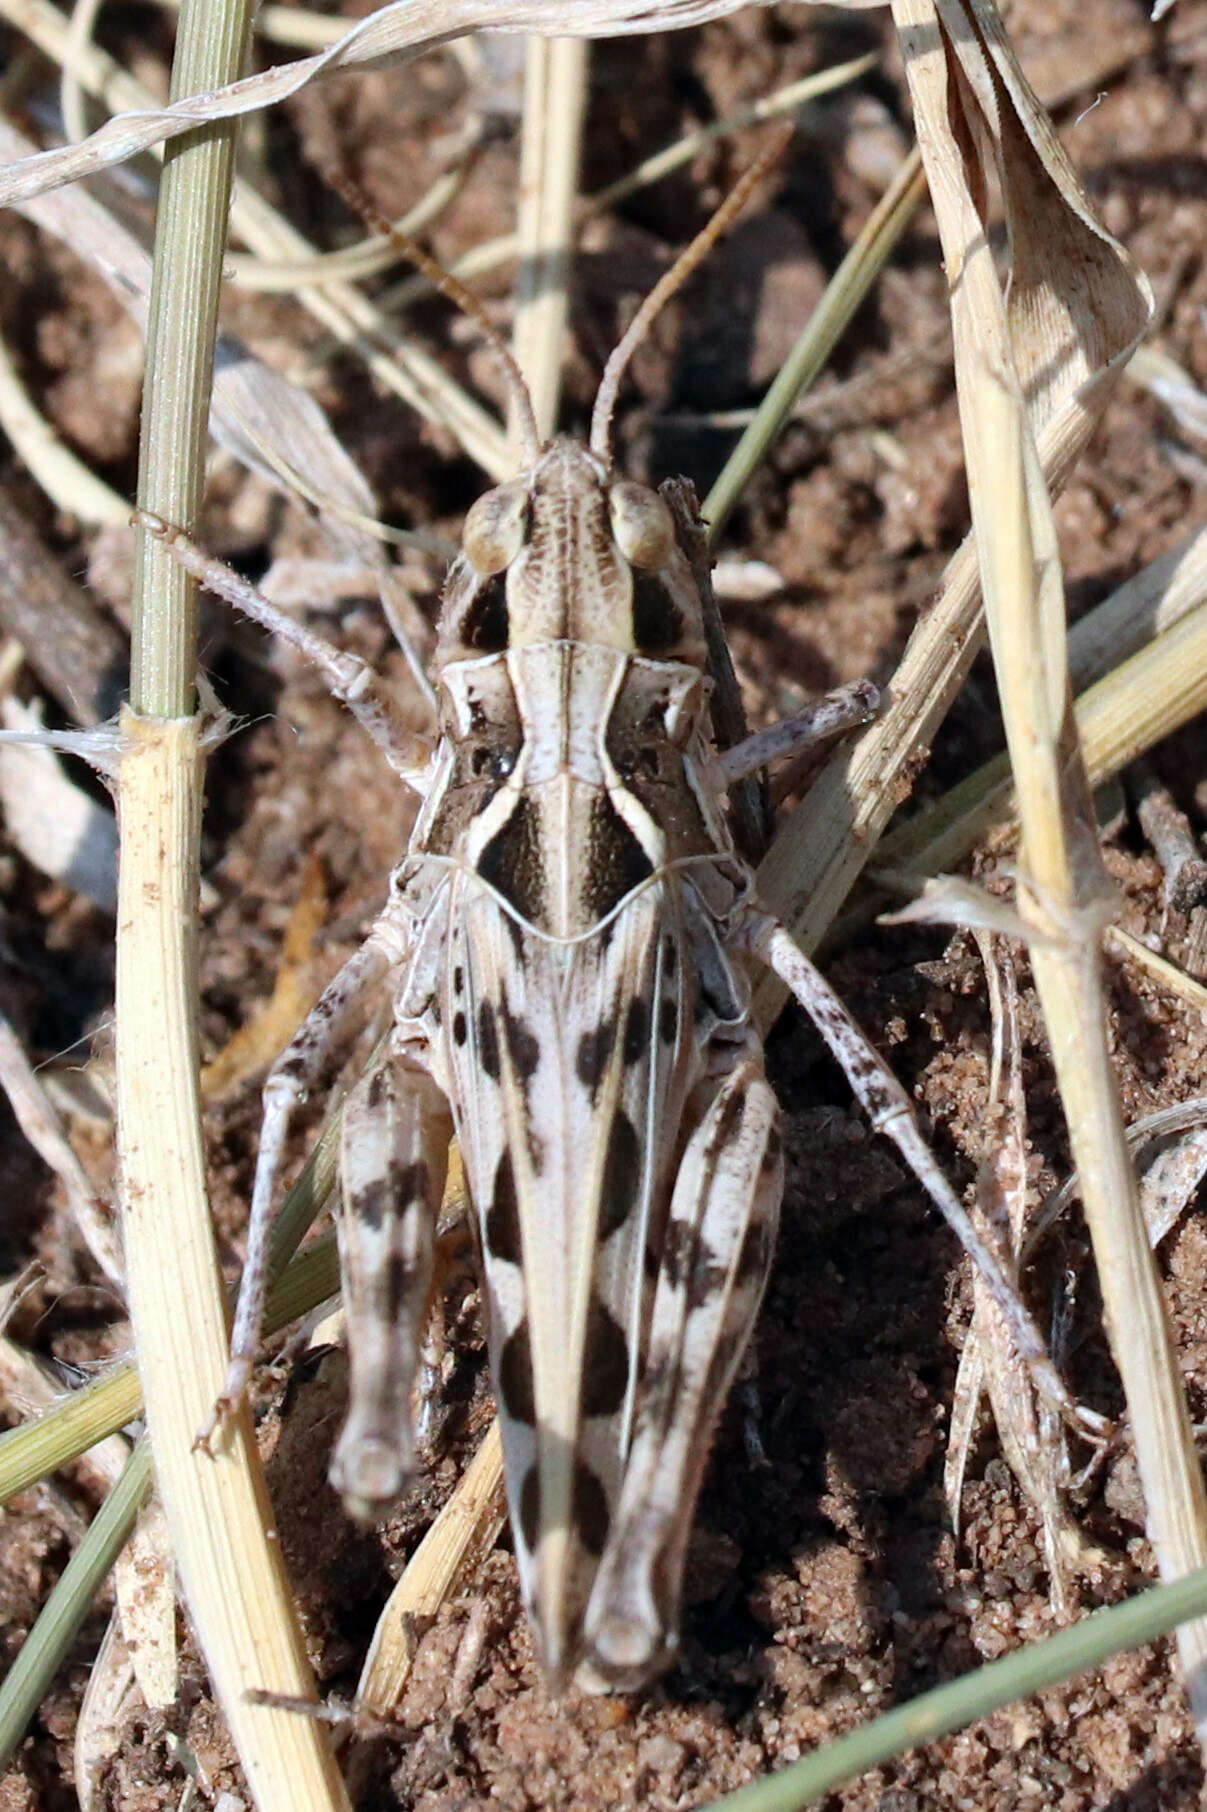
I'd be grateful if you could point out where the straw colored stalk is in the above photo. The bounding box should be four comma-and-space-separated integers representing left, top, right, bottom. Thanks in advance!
358, 1421, 506, 1713
117, 717, 349, 1810
871, 573, 1207, 884
113, 0, 349, 1798
511, 35, 588, 446
893, 0, 1207, 1732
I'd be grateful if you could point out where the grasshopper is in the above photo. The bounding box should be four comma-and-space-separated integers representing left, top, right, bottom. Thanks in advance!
145, 162, 1086, 1696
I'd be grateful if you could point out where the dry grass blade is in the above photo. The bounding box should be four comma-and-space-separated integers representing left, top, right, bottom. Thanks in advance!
117, 717, 349, 1810
1067, 521, 1207, 691
0, 1, 770, 205
893, 0, 1207, 1736
0, 1314, 130, 1496
1105, 925, 1207, 1020
225, 159, 468, 289
0, 317, 127, 525
0, 485, 127, 724
0, 1439, 153, 1773
0, 1233, 343, 1509
358, 1420, 506, 1713
866, 579, 1207, 884
200, 852, 327, 1103
112, 1497, 178, 1710
0, 109, 470, 526
75, 1615, 139, 1812
704, 145, 926, 546
113, 0, 349, 1795
0, 695, 118, 910
379, 55, 878, 317
511, 36, 588, 446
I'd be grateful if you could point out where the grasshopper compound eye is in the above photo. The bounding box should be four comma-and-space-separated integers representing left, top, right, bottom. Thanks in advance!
608, 482, 676, 571
462, 480, 530, 575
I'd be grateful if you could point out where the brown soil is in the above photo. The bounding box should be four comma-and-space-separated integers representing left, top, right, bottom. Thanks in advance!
3, 2, 1207, 1809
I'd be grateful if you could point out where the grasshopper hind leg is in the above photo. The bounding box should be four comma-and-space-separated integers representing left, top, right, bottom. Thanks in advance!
743, 907, 1104, 1443
329, 1045, 453, 1518
579, 1037, 782, 1693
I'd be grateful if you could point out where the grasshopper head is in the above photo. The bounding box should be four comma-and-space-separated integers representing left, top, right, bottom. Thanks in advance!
437, 438, 707, 670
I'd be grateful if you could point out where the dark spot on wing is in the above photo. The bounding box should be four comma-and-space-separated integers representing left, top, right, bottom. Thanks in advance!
584, 795, 653, 922
687, 1249, 731, 1309
453, 1010, 468, 1046
581, 1299, 630, 1418
631, 570, 684, 653
501, 1000, 540, 1083
572, 1458, 611, 1557
660, 1217, 729, 1310
659, 997, 678, 1046
392, 1160, 429, 1208
462, 572, 509, 651
600, 1109, 639, 1237
381, 1252, 413, 1320
454, 966, 464, 996
479, 795, 548, 927
519, 1463, 541, 1550
575, 1019, 615, 1097
622, 998, 649, 1065
477, 1001, 501, 1080
367, 1070, 389, 1111
663, 938, 677, 976
352, 1179, 388, 1233
485, 1151, 521, 1264
737, 1221, 773, 1287
498, 1321, 535, 1424
661, 1216, 696, 1289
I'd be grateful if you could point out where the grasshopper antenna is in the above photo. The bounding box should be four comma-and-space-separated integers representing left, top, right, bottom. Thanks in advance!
588, 126, 793, 466
325, 167, 542, 469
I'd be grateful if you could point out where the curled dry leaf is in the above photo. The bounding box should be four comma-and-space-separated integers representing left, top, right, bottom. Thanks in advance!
1140, 1124, 1207, 1252
0, 0, 886, 208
